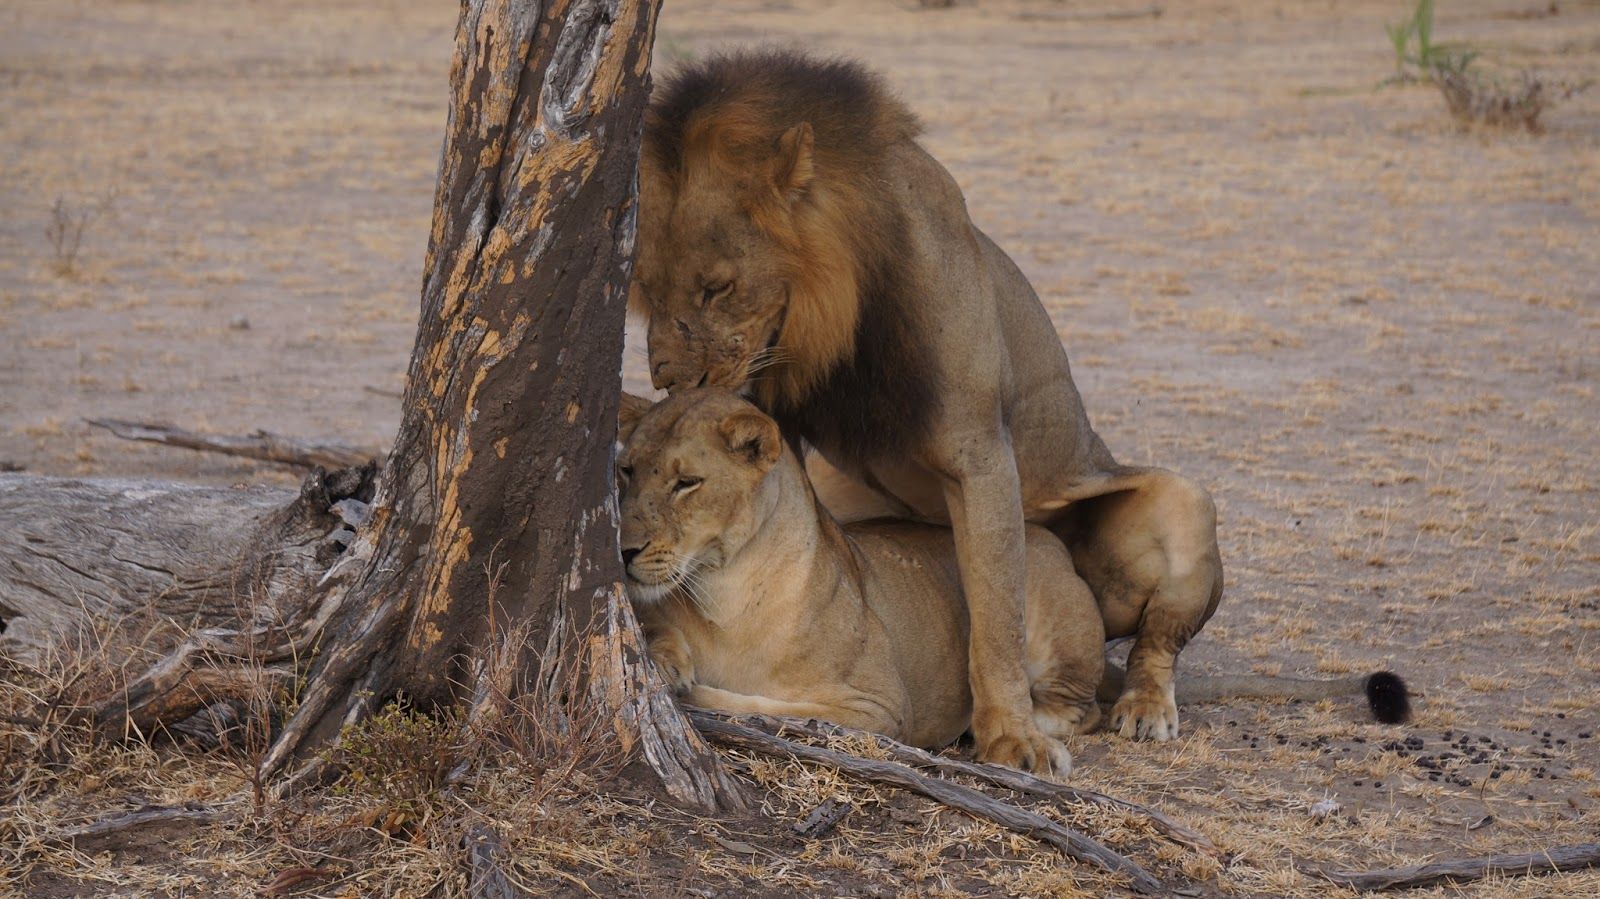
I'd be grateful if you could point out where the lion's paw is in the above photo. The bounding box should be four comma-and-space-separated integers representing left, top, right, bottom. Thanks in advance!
1109, 689, 1179, 741
976, 719, 1070, 776
647, 638, 695, 694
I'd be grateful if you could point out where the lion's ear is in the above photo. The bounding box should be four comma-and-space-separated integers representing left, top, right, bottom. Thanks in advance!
618, 392, 654, 443
718, 409, 782, 470
773, 122, 814, 202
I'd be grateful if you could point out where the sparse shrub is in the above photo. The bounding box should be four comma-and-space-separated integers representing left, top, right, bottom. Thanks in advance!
44, 195, 105, 277
331, 698, 461, 835
1383, 0, 1588, 131
1431, 64, 1591, 133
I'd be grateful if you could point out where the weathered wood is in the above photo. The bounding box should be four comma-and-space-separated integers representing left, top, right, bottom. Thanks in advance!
49, 804, 217, 852
715, 710, 1221, 861
0, 473, 351, 666
1309, 843, 1600, 892
687, 710, 1167, 895
85, 418, 376, 470
590, 586, 748, 810
463, 825, 530, 899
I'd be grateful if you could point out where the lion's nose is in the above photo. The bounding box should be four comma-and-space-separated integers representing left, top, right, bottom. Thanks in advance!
621, 546, 643, 567
651, 361, 676, 392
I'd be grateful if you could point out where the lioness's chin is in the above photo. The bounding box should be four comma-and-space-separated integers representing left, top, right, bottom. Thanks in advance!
625, 578, 673, 605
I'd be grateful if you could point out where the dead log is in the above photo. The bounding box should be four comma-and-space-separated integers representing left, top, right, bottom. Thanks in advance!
0, 471, 362, 666
688, 709, 1168, 894
1309, 843, 1600, 891
85, 418, 377, 470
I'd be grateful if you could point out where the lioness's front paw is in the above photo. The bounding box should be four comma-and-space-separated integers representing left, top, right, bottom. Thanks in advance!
1109, 689, 1179, 741
647, 641, 694, 694
976, 719, 1069, 776
657, 660, 693, 694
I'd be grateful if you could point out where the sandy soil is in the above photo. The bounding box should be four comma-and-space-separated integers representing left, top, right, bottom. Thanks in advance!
3, 0, 1598, 896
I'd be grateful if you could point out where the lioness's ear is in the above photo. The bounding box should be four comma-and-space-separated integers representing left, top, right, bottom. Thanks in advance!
773, 122, 814, 202
718, 409, 782, 469
618, 392, 653, 444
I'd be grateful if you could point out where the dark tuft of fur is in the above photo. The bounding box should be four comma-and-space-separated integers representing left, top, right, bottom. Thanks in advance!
1364, 671, 1411, 724
769, 221, 941, 462
646, 48, 920, 174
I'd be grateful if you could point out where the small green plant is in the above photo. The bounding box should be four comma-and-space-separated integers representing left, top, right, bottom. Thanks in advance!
330, 697, 460, 835
1384, 0, 1476, 84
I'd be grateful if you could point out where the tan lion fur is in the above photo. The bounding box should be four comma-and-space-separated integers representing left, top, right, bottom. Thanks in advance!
633, 49, 1228, 770
616, 390, 1104, 771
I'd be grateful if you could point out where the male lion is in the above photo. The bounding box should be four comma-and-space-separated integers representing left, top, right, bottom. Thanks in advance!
617, 389, 1105, 773
630, 50, 1222, 770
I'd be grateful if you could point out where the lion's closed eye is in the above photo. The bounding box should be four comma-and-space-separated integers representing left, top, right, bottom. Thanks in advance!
672, 476, 703, 497
701, 282, 733, 307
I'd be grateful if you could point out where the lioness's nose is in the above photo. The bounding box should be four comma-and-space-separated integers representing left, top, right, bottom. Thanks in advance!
621, 546, 643, 567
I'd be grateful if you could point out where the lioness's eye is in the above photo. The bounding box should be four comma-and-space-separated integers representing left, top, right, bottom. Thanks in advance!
618, 465, 633, 482
672, 476, 703, 495
701, 282, 732, 307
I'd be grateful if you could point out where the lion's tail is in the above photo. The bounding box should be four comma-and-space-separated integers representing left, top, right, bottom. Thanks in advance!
1098, 663, 1411, 724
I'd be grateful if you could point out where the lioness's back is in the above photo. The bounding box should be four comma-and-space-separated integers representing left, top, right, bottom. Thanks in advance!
845, 521, 1087, 746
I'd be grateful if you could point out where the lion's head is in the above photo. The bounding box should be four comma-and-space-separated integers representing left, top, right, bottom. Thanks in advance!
632, 50, 920, 407
615, 389, 783, 603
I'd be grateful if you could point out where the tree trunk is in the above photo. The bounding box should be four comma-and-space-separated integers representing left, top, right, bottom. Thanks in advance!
2, 0, 743, 812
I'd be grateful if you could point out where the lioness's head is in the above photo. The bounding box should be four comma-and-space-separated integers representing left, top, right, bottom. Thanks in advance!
633, 50, 919, 403
616, 389, 784, 603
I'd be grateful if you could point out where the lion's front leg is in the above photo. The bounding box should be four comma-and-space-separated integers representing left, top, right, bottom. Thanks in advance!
940, 449, 1061, 774
682, 685, 901, 737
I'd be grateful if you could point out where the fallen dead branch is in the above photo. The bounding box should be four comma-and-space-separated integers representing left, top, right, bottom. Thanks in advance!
50, 803, 217, 851
686, 709, 1167, 895
722, 710, 1223, 861
86, 418, 378, 469
1309, 842, 1600, 891
463, 824, 530, 899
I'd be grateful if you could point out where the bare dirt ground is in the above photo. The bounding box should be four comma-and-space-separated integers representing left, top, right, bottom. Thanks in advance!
3, 0, 1598, 896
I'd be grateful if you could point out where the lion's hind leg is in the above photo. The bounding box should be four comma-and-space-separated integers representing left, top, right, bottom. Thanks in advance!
1052, 468, 1223, 741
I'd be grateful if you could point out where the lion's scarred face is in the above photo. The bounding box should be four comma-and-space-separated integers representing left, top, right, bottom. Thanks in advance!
633, 122, 823, 396
634, 184, 788, 393
616, 390, 783, 604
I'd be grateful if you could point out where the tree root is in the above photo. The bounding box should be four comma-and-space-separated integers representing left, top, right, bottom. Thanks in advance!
463, 824, 531, 899
686, 709, 1169, 895
715, 710, 1223, 861
1307, 843, 1600, 891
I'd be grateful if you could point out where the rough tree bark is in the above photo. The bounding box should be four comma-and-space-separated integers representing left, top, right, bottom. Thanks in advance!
1, 0, 742, 812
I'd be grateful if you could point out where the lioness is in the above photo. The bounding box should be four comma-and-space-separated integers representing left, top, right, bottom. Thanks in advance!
617, 390, 1104, 772
631, 50, 1224, 768
617, 391, 1411, 766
